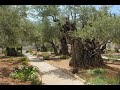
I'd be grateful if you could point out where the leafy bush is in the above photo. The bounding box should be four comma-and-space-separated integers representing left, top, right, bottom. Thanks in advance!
60, 55, 70, 59
42, 52, 50, 60
20, 57, 28, 62
11, 66, 42, 85
20, 57, 29, 65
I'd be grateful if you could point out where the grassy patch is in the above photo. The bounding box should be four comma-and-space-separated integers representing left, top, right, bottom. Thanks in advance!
87, 68, 106, 76
88, 75, 119, 85
88, 76, 108, 85
11, 65, 42, 85
86, 68, 119, 85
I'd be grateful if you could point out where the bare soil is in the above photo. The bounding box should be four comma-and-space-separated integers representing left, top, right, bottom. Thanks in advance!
44, 57, 71, 71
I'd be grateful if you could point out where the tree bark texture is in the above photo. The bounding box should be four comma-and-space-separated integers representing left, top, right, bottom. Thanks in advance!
69, 38, 104, 68
59, 36, 69, 55
49, 41, 58, 55
6, 47, 22, 56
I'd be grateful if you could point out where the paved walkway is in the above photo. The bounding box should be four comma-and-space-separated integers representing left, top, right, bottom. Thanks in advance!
23, 52, 84, 85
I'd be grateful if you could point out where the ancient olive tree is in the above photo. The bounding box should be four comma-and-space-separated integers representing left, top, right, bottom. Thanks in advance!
68, 6, 119, 70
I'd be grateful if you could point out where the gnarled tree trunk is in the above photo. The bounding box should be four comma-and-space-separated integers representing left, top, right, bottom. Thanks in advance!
6, 46, 23, 56
49, 41, 58, 55
6, 47, 17, 56
59, 36, 69, 55
69, 38, 105, 69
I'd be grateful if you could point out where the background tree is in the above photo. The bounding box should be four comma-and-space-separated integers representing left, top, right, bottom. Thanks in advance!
32, 5, 69, 55
0, 5, 35, 56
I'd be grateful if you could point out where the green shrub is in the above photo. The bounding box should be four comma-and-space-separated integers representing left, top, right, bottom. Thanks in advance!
60, 55, 70, 59
20, 57, 29, 65
42, 52, 50, 60
20, 57, 28, 62
11, 66, 42, 85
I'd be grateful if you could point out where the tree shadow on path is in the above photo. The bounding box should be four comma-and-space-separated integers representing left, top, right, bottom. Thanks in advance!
42, 68, 77, 80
